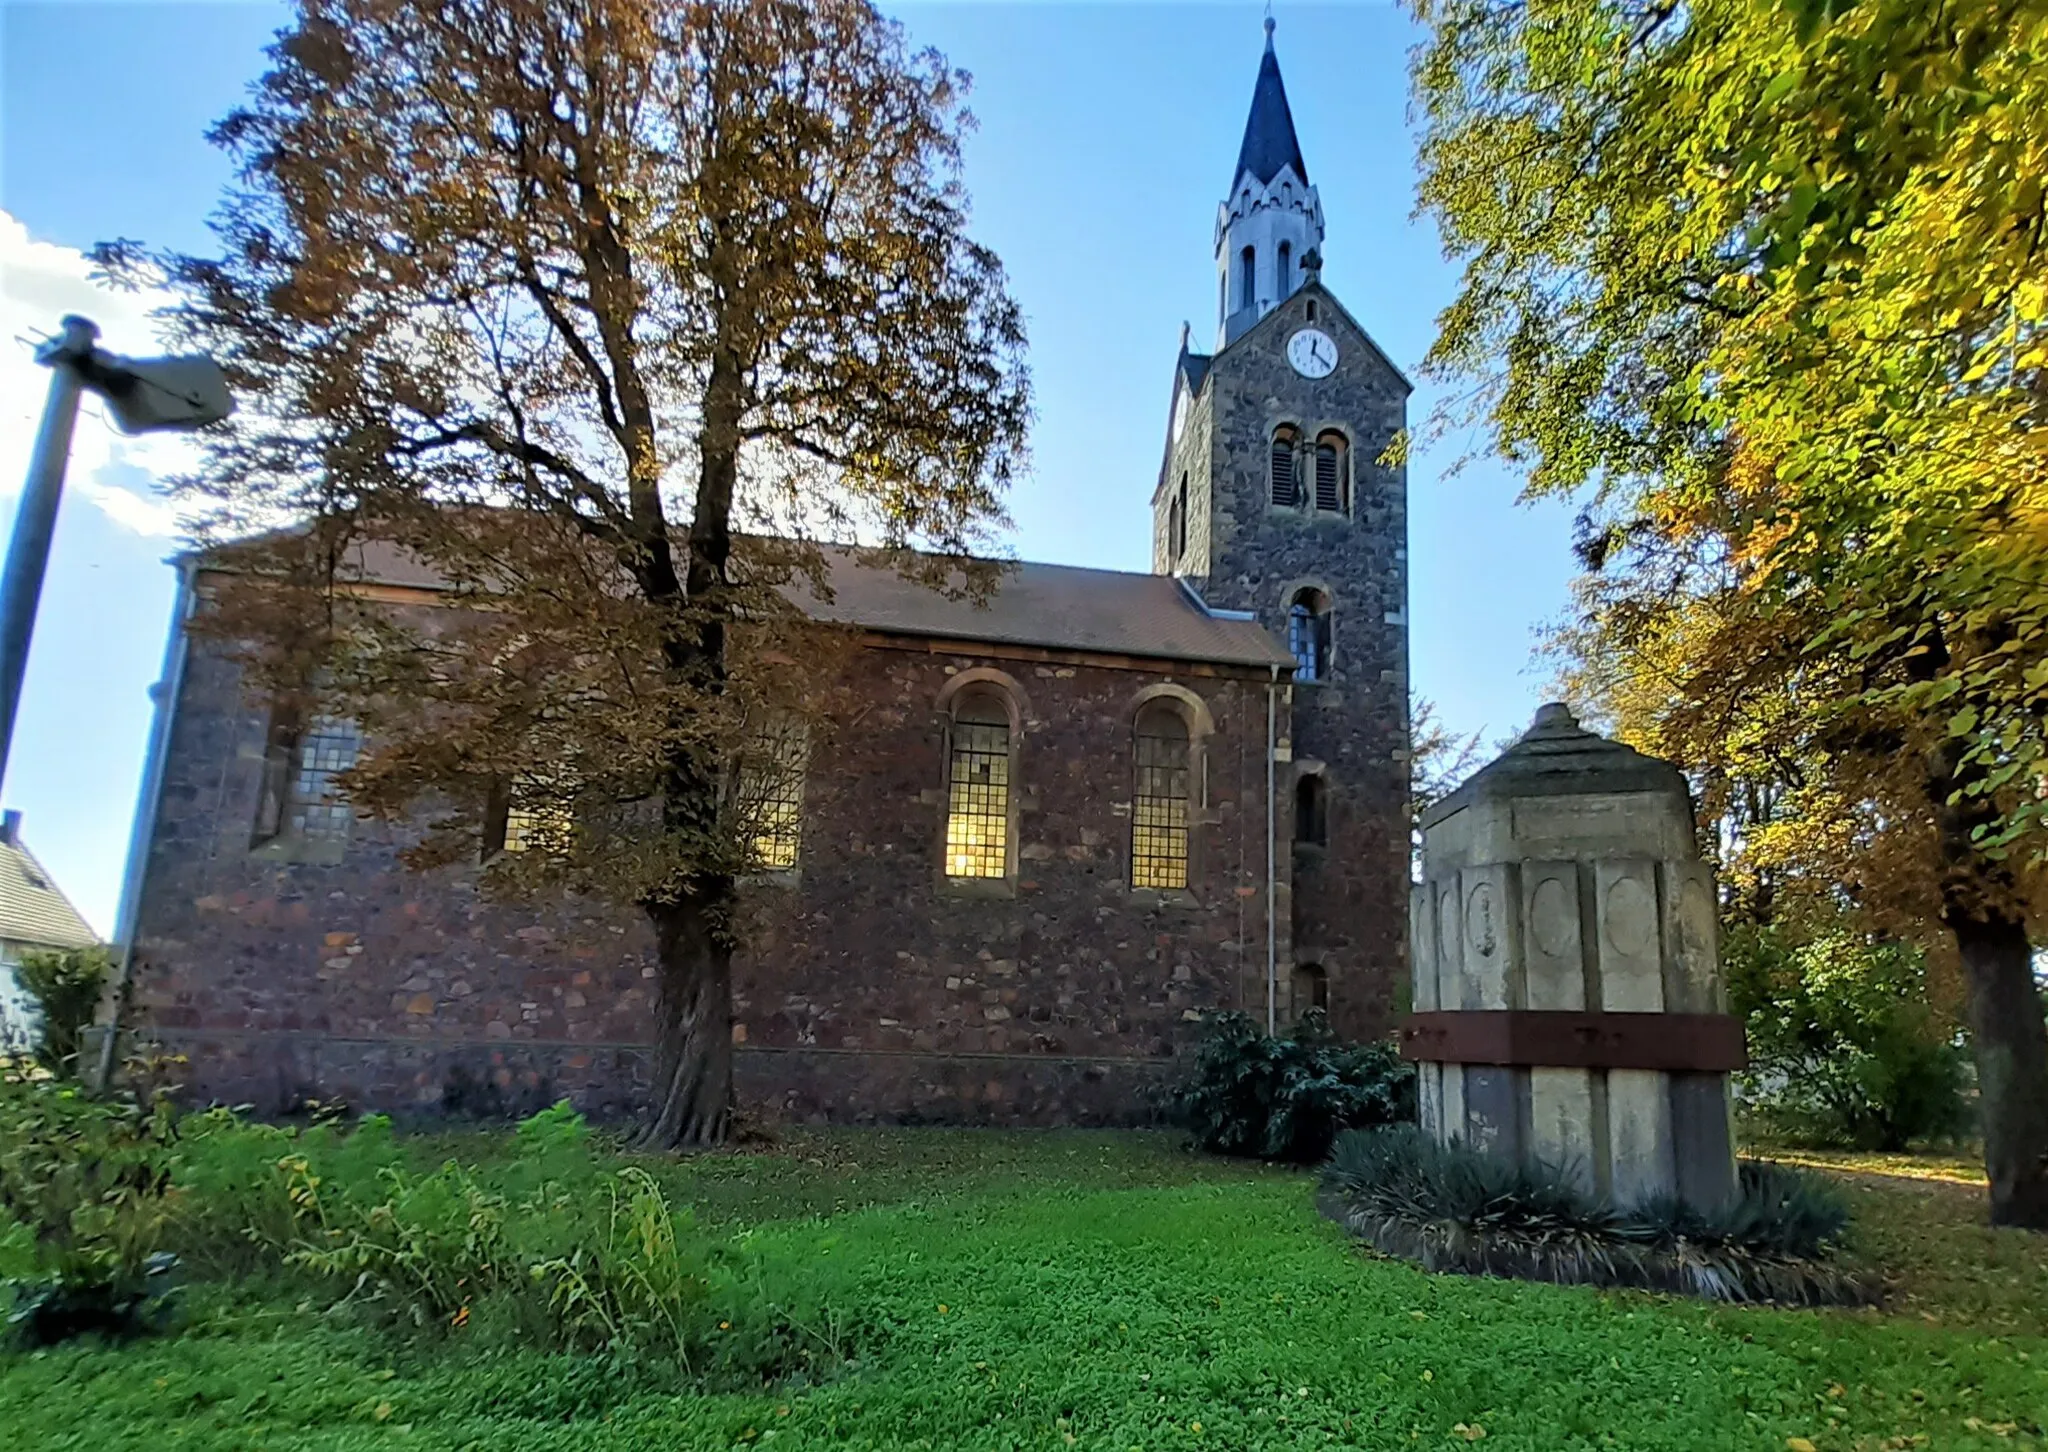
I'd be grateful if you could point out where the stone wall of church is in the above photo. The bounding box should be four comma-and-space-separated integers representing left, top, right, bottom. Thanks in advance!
124, 624, 1286, 1126
1194, 284, 1412, 1040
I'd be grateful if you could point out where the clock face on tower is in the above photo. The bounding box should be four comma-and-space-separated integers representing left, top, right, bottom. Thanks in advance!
1287, 328, 1339, 379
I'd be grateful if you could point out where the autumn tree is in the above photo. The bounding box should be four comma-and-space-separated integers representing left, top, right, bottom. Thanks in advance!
120, 0, 1029, 1148
1412, 0, 2048, 1222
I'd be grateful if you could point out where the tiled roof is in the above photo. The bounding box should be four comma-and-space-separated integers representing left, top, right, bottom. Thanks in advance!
0, 829, 97, 951
806, 552, 1295, 670
206, 534, 1296, 672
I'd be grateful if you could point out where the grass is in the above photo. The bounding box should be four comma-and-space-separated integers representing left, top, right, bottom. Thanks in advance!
5, 1129, 2046, 1450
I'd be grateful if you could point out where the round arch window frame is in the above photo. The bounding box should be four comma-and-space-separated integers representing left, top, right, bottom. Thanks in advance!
1125, 683, 1216, 899
934, 668, 1030, 895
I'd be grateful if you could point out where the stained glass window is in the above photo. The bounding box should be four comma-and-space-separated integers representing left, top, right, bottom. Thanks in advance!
287, 716, 359, 840
739, 724, 807, 871
1132, 708, 1191, 890
501, 771, 573, 854
945, 697, 1011, 879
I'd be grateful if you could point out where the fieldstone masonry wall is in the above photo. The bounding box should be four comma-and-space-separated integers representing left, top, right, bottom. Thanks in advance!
126, 621, 1287, 1125
1156, 280, 1412, 1039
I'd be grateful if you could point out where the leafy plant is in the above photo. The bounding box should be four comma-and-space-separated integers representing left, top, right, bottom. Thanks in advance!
1174, 1011, 1415, 1163
270, 1102, 713, 1360
14, 945, 110, 1078
0, 1067, 182, 1344
1726, 923, 1973, 1151
1321, 1125, 1859, 1303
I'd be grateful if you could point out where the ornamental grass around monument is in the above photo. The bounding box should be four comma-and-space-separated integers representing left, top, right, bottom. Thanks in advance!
1316, 1125, 1868, 1306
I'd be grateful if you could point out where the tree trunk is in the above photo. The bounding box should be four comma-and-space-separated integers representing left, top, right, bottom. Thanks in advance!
1944, 902, 2048, 1227
637, 882, 735, 1151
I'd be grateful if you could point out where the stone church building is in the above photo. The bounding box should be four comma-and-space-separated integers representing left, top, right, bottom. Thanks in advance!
116, 26, 1413, 1124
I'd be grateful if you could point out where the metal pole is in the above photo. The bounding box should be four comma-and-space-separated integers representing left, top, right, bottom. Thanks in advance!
1266, 664, 1278, 1036
0, 316, 99, 794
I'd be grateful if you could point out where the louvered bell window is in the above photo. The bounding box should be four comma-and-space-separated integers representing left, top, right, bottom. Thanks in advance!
1314, 432, 1348, 513
1270, 428, 1300, 507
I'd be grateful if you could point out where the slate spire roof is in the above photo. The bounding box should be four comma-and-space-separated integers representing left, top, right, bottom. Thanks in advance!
1232, 18, 1308, 188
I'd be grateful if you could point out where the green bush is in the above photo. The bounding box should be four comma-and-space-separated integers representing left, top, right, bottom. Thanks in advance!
1173, 1010, 1415, 1163
14, 945, 110, 1078
1320, 1125, 1859, 1303
0, 1068, 182, 1344
1726, 923, 1972, 1151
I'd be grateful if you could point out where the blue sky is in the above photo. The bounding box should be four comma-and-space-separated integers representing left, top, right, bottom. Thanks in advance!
0, 1, 1576, 935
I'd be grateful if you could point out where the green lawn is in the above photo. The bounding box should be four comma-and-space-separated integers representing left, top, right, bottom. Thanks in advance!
5, 1129, 2045, 1450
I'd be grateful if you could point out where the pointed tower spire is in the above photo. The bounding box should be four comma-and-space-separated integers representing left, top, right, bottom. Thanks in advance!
1233, 16, 1308, 190
1213, 18, 1324, 346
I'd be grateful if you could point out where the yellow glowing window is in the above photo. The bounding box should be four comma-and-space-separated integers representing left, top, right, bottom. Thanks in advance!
501, 773, 572, 854
739, 724, 807, 871
945, 696, 1011, 879
1131, 706, 1191, 890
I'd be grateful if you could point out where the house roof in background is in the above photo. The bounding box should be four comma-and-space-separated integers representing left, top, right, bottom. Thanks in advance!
0, 822, 98, 951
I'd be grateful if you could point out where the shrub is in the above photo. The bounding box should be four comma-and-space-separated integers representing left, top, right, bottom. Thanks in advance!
0, 1068, 182, 1344
1320, 1125, 1860, 1303
14, 945, 111, 1078
258, 1101, 716, 1363
1174, 1010, 1415, 1163
1726, 923, 1973, 1150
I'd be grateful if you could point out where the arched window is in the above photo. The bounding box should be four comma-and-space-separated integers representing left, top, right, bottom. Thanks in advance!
1305, 298, 1319, 323
737, 717, 808, 871
1131, 702, 1191, 890
1294, 772, 1327, 847
1277, 241, 1291, 297
1269, 425, 1300, 507
1172, 473, 1189, 563
1293, 962, 1330, 1015
945, 688, 1012, 879
1240, 245, 1256, 312
1314, 431, 1349, 513
1288, 587, 1332, 682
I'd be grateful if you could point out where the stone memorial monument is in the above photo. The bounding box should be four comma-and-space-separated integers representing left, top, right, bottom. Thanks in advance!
1402, 703, 1743, 1209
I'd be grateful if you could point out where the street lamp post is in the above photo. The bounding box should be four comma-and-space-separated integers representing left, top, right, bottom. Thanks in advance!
0, 314, 232, 793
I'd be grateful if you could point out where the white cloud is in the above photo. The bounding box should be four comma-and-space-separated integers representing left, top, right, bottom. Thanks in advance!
0, 210, 197, 538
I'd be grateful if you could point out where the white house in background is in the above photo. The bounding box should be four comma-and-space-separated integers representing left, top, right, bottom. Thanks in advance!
0, 811, 98, 1051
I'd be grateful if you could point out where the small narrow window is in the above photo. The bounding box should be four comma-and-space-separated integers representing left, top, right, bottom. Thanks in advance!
1277, 241, 1291, 296
1173, 474, 1190, 562
1131, 704, 1191, 890
1305, 298, 1318, 322
737, 720, 807, 870
1288, 588, 1332, 682
1240, 245, 1256, 312
1269, 425, 1300, 507
1314, 431, 1349, 513
945, 691, 1011, 879
1294, 962, 1330, 1014
287, 716, 360, 841
1294, 773, 1327, 846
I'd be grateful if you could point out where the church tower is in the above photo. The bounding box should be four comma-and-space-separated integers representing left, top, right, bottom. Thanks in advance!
1152, 19, 1412, 1040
